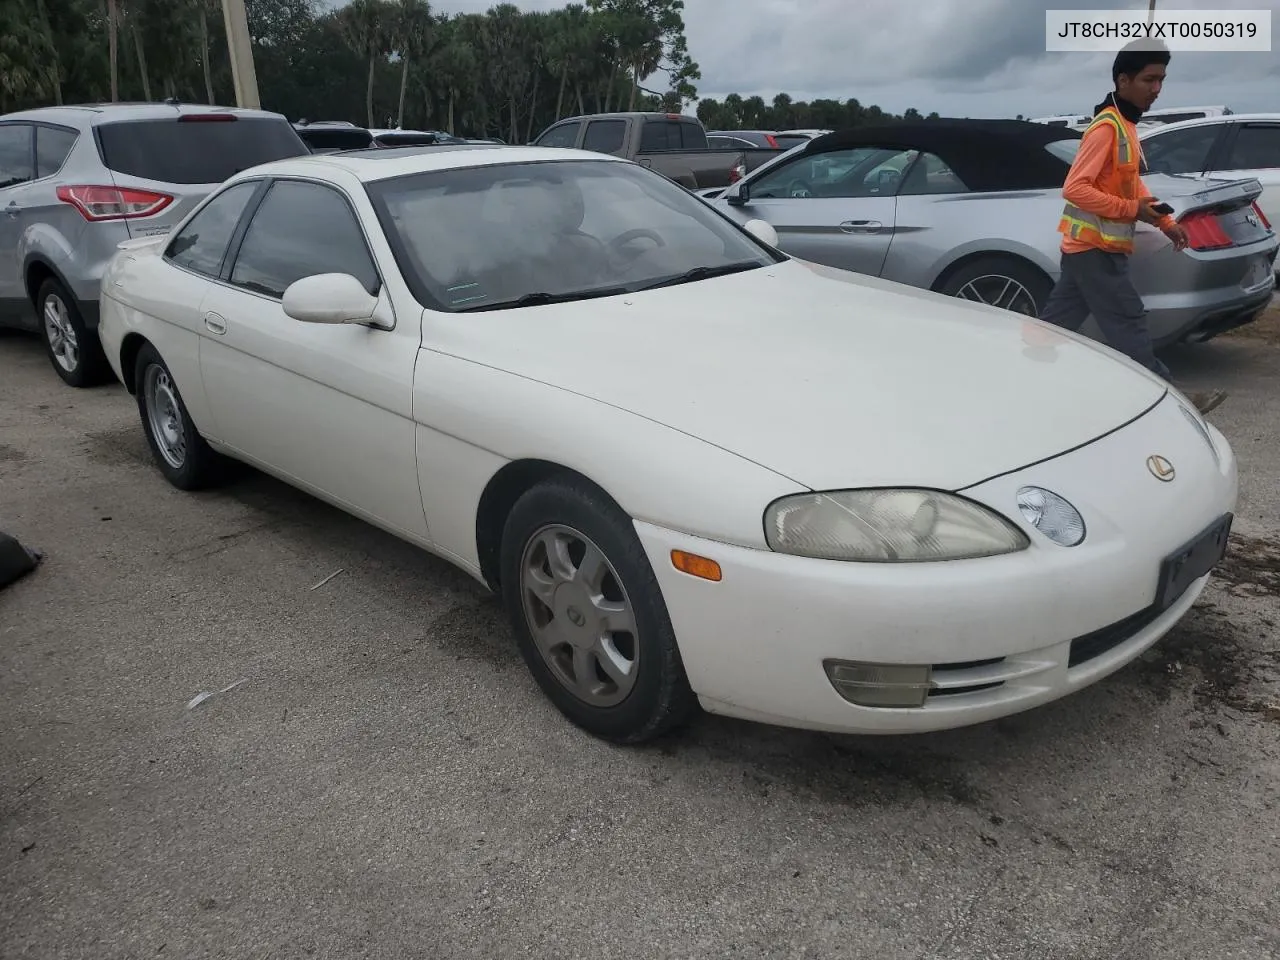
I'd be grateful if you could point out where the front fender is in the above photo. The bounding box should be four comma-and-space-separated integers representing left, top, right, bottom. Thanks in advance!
410, 350, 804, 574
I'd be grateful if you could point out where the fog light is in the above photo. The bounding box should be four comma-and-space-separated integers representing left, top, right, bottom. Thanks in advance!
824, 660, 933, 708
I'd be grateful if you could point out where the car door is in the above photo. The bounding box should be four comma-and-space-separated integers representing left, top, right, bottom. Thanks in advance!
717, 145, 912, 277
0, 122, 34, 316
1210, 120, 1280, 228
196, 175, 430, 542
145, 178, 265, 425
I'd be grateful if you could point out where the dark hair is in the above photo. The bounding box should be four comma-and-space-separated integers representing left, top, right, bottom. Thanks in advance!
1113, 38, 1170, 83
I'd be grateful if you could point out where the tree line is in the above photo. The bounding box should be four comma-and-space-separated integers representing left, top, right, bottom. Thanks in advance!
1, 0, 938, 143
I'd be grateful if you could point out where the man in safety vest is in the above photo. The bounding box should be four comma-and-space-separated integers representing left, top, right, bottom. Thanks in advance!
1038, 39, 1227, 414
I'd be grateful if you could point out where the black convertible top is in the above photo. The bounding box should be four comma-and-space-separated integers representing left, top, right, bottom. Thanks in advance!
804, 119, 1084, 192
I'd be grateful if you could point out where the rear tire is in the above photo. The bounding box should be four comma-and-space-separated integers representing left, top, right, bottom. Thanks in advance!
133, 343, 227, 490
499, 478, 699, 744
37, 278, 110, 388
937, 256, 1053, 318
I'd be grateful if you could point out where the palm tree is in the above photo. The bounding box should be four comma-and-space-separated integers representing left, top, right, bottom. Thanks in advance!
338, 0, 391, 127
392, 0, 431, 129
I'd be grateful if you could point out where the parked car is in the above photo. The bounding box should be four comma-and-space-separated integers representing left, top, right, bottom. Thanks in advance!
707, 129, 813, 151
1140, 113, 1278, 272
0, 101, 310, 386
97, 143, 1237, 744
706, 119, 1277, 348
530, 112, 776, 188
295, 124, 475, 154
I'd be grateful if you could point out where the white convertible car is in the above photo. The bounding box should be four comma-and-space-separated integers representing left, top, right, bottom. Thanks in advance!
97, 144, 1238, 744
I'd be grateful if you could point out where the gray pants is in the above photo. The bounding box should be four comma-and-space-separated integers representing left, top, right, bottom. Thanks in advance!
1038, 248, 1172, 379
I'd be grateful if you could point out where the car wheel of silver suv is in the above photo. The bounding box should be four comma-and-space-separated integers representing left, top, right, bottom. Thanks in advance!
37, 277, 111, 388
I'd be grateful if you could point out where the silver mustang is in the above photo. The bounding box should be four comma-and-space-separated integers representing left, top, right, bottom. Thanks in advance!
701, 119, 1277, 347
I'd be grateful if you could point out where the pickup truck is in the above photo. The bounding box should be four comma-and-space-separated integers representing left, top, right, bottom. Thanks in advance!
530, 112, 779, 189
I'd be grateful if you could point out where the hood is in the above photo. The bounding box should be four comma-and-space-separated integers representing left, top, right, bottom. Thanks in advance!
425, 260, 1167, 491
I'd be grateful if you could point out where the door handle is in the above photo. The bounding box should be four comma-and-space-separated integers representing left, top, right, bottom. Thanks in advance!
840, 219, 883, 234
203, 311, 227, 335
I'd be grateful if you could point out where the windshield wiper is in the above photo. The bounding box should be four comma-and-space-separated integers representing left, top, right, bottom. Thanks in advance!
634, 261, 762, 292
457, 286, 630, 312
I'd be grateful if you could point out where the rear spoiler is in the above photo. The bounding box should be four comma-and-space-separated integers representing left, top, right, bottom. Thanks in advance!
1159, 175, 1264, 218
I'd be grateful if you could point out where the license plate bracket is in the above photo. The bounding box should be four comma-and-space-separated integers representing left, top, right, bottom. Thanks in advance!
1154, 513, 1233, 612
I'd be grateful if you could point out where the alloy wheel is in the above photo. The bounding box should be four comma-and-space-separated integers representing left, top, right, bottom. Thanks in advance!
518, 523, 640, 707
954, 273, 1038, 316
43, 294, 79, 373
143, 364, 187, 470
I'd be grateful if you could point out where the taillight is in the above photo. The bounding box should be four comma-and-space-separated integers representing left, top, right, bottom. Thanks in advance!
1180, 210, 1233, 251
729, 162, 747, 183
1253, 201, 1271, 230
179, 113, 237, 122
765, 134, 779, 149
56, 185, 174, 221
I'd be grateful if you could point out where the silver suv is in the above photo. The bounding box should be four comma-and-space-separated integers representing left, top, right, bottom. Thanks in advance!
0, 102, 309, 386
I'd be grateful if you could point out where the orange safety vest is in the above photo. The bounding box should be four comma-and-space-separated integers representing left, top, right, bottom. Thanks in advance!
1057, 105, 1141, 254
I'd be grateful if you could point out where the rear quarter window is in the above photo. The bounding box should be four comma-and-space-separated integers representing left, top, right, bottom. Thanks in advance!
96, 116, 309, 185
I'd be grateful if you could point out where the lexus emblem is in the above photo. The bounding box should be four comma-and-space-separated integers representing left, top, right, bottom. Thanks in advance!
1147, 455, 1175, 482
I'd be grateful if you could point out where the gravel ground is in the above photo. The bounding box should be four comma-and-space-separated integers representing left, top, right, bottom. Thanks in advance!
2, 312, 1279, 960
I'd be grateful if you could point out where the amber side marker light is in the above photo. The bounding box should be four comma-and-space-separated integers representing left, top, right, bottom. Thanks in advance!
671, 550, 722, 581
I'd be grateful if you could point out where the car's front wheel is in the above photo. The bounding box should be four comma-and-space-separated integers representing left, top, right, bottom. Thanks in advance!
499, 478, 699, 743
134, 343, 227, 490
37, 278, 110, 388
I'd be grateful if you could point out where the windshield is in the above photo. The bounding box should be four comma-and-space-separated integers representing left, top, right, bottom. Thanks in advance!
97, 117, 309, 184
365, 159, 782, 311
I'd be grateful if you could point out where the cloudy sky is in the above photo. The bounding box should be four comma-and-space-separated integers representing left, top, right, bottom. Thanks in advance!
330, 0, 1279, 118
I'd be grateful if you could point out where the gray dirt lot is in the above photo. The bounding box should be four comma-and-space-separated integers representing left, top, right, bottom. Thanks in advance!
2, 311, 1279, 960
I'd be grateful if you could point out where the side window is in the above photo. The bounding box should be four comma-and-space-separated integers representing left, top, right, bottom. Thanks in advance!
1141, 125, 1219, 174
229, 180, 380, 299
749, 147, 915, 199
1222, 124, 1280, 171
898, 151, 968, 195
165, 181, 260, 278
679, 122, 707, 149
582, 120, 625, 154
0, 124, 34, 189
536, 121, 580, 148
35, 126, 78, 178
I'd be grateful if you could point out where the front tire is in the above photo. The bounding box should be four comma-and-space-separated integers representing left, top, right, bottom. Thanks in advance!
133, 343, 226, 490
937, 256, 1052, 317
499, 478, 699, 744
37, 278, 110, 388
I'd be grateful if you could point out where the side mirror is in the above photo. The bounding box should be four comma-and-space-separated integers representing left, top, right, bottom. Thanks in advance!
725, 180, 750, 206
744, 218, 779, 247
282, 273, 380, 325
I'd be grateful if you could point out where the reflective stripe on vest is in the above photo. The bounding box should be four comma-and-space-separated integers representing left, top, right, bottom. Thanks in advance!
1057, 107, 1137, 252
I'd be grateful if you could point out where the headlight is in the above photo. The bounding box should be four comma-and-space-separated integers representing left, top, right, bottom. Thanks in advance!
1178, 402, 1220, 465
1016, 486, 1085, 547
764, 489, 1029, 562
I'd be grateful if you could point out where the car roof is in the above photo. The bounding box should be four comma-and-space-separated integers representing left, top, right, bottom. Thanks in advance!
234, 144, 625, 182
1141, 112, 1280, 134
1, 101, 288, 127
802, 119, 1080, 192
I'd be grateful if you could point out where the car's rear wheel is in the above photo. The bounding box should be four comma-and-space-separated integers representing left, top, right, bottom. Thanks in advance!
134, 343, 227, 490
37, 278, 110, 388
499, 478, 699, 743
937, 256, 1052, 318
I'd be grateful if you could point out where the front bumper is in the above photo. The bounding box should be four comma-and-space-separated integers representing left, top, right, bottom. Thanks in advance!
635, 393, 1237, 736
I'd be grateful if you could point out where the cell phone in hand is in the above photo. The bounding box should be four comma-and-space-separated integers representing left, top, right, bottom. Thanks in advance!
1151, 201, 1174, 215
